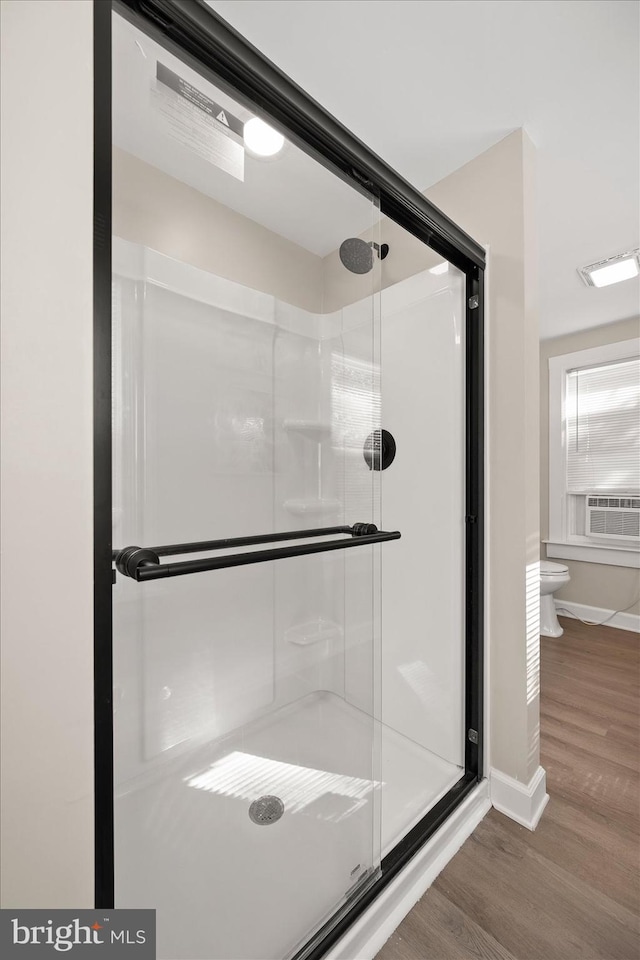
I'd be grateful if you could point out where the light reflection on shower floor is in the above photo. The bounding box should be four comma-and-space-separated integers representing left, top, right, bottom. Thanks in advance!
115, 691, 461, 960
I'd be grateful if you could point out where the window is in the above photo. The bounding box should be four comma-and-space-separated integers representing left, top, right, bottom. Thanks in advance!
547, 338, 640, 568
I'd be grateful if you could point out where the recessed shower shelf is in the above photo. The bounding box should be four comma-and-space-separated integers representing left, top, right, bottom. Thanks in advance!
283, 419, 332, 439
285, 618, 344, 646
283, 498, 342, 516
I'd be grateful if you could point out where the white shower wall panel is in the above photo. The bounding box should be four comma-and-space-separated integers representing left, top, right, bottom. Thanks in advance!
139, 568, 276, 760
113, 242, 288, 779
379, 271, 465, 767
138, 286, 278, 755
141, 284, 275, 543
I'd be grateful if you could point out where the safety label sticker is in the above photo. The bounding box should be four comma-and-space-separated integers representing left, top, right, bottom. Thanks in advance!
153, 62, 244, 180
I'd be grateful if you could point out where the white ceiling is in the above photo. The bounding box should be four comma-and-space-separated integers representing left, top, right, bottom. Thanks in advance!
206, 0, 640, 339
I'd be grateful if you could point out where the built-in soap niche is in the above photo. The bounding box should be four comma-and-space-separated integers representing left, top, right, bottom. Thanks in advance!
278, 607, 346, 704
282, 417, 342, 519
284, 618, 344, 646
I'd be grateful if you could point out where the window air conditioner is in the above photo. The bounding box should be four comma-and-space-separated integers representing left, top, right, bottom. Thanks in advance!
586, 496, 640, 541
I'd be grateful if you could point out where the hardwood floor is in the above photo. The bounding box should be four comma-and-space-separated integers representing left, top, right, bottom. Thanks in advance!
375, 618, 640, 960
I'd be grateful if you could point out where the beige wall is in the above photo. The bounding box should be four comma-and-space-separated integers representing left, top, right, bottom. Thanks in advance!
541, 318, 640, 615
427, 130, 541, 784
113, 148, 324, 312
0, 0, 94, 906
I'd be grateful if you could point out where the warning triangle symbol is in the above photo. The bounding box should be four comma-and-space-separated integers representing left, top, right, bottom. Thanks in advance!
216, 110, 229, 126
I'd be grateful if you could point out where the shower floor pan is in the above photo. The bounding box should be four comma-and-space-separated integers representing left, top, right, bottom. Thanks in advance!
116, 691, 461, 960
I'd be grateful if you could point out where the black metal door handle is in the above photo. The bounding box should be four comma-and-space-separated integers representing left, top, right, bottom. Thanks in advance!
113, 523, 400, 582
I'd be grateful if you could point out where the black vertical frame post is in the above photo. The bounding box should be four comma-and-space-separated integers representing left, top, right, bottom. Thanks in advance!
93, 0, 115, 909
464, 267, 485, 779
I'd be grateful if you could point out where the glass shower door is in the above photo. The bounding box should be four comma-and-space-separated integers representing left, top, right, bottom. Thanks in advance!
111, 11, 386, 958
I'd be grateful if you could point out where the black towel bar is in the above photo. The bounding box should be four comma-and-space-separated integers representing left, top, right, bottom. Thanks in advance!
113, 523, 401, 581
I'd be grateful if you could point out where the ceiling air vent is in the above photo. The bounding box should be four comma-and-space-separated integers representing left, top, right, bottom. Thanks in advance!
586, 495, 640, 541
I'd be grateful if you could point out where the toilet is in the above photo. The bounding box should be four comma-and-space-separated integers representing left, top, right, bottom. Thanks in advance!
540, 560, 571, 637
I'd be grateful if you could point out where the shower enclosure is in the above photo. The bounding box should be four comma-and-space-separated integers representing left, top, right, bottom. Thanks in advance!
96, 3, 484, 958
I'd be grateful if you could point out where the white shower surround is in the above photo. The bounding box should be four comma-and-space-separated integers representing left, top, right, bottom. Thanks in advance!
112, 238, 469, 959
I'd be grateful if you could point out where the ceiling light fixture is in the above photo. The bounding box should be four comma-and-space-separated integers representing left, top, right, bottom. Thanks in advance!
578, 250, 640, 288
243, 117, 285, 158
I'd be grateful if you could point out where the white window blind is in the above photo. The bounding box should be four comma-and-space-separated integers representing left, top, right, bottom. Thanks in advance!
566, 356, 640, 494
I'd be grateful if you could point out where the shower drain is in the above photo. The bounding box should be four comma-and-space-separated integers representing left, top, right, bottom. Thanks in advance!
248, 795, 285, 826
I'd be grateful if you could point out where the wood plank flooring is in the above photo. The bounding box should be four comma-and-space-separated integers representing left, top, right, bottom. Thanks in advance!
375, 617, 640, 960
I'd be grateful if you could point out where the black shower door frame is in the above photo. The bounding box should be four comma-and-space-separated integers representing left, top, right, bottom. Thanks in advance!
93, 2, 485, 957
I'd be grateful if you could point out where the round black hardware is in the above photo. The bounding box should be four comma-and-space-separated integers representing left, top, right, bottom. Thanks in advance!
339, 239, 390, 274
339, 238, 374, 274
363, 429, 396, 471
351, 522, 378, 537
115, 546, 161, 580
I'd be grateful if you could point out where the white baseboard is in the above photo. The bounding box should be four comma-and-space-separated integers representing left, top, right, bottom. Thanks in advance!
490, 765, 549, 831
554, 599, 640, 634
326, 781, 491, 960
